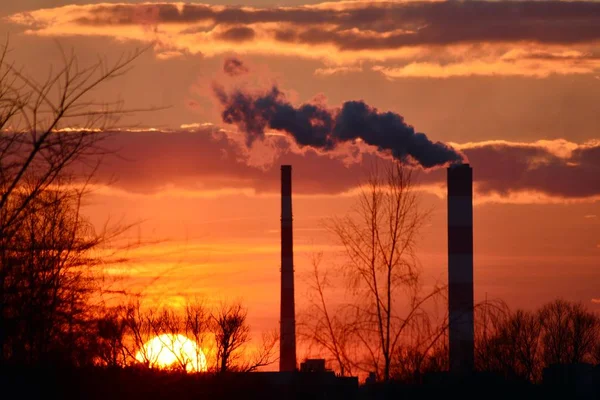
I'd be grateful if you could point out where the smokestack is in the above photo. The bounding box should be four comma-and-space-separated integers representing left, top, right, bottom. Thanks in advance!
280, 165, 296, 371
447, 163, 475, 374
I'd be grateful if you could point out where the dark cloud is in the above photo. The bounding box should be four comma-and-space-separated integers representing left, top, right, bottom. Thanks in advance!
223, 57, 249, 76
213, 85, 463, 169
68, 1, 600, 48
217, 27, 255, 42
460, 144, 600, 198
80, 128, 600, 202
89, 126, 370, 195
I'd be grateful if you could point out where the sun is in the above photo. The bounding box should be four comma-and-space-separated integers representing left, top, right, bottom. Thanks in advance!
136, 334, 207, 372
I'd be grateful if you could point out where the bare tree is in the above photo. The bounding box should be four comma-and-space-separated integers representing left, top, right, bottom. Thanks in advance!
211, 301, 251, 373
121, 300, 157, 367
184, 299, 210, 372
505, 310, 543, 381
1, 185, 111, 365
302, 162, 445, 381
540, 299, 599, 366
240, 329, 279, 372
0, 41, 146, 240
209, 302, 278, 373
474, 299, 511, 374
475, 299, 600, 382
152, 308, 195, 372
96, 306, 129, 367
391, 311, 449, 382
0, 38, 149, 365
120, 302, 192, 371
475, 301, 543, 382
299, 252, 355, 376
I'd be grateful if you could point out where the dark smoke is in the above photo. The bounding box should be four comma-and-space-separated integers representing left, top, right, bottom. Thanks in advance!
223, 57, 249, 76
213, 85, 464, 168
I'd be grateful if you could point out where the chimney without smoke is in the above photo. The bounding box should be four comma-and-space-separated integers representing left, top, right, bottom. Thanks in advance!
280, 165, 296, 371
447, 163, 475, 374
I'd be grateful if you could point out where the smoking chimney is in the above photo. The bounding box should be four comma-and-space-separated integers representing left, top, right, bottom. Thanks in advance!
280, 165, 296, 371
447, 164, 475, 374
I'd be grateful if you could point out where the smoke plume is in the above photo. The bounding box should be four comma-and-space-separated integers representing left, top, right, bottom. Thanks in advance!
213, 85, 464, 168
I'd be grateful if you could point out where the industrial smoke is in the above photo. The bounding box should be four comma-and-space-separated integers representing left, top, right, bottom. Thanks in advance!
213, 85, 464, 169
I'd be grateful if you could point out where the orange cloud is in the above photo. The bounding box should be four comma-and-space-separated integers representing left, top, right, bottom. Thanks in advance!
8, 1, 600, 76
314, 66, 363, 76
450, 139, 584, 160
373, 55, 600, 79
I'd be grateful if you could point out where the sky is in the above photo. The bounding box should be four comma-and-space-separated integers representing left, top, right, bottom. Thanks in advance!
2, 0, 599, 348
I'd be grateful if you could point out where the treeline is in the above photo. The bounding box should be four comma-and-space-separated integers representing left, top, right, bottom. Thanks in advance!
380, 298, 600, 383
302, 296, 600, 384
474, 299, 600, 382
96, 301, 278, 372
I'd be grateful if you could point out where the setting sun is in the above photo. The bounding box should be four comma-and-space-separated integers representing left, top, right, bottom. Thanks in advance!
136, 334, 207, 372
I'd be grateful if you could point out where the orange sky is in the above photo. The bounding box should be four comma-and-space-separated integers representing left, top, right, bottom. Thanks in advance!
2, 1, 599, 350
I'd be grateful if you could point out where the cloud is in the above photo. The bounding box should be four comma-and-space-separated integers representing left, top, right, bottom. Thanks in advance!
8, 1, 600, 76
373, 52, 600, 79
451, 140, 600, 199
18, 2, 600, 46
314, 66, 363, 76
86, 125, 373, 196
584, 215, 597, 219
223, 57, 249, 76
216, 26, 255, 42
65, 125, 600, 204
592, 298, 600, 304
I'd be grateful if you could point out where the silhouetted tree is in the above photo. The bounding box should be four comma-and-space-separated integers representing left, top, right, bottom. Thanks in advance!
1, 188, 105, 365
184, 299, 210, 372
96, 306, 129, 367
118, 299, 274, 372
0, 38, 146, 365
475, 299, 512, 375
211, 302, 250, 372
301, 162, 446, 381
299, 252, 355, 376
539, 299, 599, 366
153, 308, 194, 371
475, 302, 543, 382
240, 329, 279, 372
475, 299, 600, 382
391, 314, 449, 383
121, 300, 163, 368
